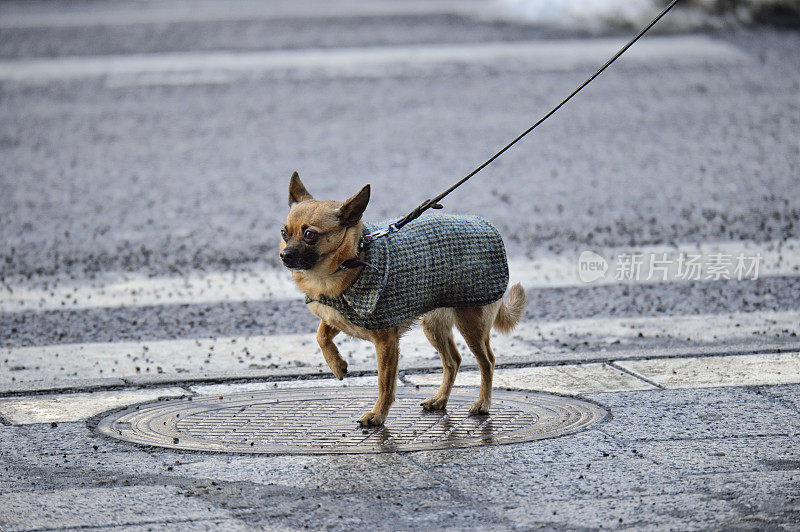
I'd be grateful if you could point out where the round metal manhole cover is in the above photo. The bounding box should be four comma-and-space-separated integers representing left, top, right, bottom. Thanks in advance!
96, 387, 608, 454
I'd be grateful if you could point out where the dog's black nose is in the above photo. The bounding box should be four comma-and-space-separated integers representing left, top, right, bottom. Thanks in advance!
280, 249, 303, 268
280, 247, 317, 270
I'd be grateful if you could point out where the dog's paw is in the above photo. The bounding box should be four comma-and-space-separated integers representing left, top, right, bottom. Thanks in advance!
329, 358, 348, 380
357, 411, 385, 427
420, 396, 448, 411
469, 400, 491, 415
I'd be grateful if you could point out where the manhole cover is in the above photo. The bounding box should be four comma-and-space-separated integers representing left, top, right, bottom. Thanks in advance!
96, 387, 608, 454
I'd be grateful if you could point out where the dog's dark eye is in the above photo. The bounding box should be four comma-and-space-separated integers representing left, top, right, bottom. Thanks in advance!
280, 228, 289, 241
303, 230, 319, 244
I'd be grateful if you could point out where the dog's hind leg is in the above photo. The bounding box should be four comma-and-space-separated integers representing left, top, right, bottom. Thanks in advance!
316, 321, 347, 380
420, 309, 461, 411
454, 305, 497, 415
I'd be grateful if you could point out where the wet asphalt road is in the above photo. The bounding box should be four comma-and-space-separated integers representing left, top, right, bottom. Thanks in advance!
1, 0, 799, 353
3, 275, 800, 350
2, 376, 799, 530
1, 8, 798, 278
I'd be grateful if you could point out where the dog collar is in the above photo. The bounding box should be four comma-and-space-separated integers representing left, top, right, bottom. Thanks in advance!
338, 257, 372, 271
337, 235, 377, 271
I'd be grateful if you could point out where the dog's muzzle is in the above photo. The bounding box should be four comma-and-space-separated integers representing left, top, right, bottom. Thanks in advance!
280, 248, 317, 270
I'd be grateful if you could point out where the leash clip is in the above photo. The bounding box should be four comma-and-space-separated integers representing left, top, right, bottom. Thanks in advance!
361, 223, 398, 246
338, 223, 398, 273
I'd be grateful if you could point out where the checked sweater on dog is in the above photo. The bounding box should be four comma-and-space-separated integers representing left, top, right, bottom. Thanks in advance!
307, 214, 509, 330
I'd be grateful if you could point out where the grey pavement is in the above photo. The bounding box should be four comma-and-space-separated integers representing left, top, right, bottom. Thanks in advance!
1, 0, 799, 529
1, 379, 799, 530
1, 20, 798, 280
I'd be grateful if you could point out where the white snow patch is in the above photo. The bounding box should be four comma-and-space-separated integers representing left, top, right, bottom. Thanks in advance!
492, 0, 660, 29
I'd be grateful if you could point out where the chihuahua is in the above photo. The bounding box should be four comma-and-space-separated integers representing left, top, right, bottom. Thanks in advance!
280, 172, 526, 426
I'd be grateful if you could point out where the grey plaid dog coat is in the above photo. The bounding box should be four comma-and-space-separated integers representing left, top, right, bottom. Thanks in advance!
308, 214, 509, 330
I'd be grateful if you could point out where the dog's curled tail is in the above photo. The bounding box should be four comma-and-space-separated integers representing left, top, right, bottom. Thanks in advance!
493, 283, 527, 334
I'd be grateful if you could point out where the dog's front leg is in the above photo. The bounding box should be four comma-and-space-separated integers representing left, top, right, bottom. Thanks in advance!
358, 331, 399, 427
316, 321, 347, 380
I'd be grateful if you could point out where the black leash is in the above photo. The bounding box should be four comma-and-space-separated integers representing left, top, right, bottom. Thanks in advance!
363, 0, 682, 244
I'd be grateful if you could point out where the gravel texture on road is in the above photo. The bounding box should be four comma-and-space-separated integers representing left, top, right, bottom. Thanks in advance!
2, 30, 798, 280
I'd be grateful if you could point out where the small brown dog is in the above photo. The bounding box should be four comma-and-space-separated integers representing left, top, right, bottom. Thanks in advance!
280, 172, 526, 426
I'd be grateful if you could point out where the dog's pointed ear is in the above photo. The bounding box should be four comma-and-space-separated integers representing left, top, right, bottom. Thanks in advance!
338, 184, 370, 226
288, 171, 313, 206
